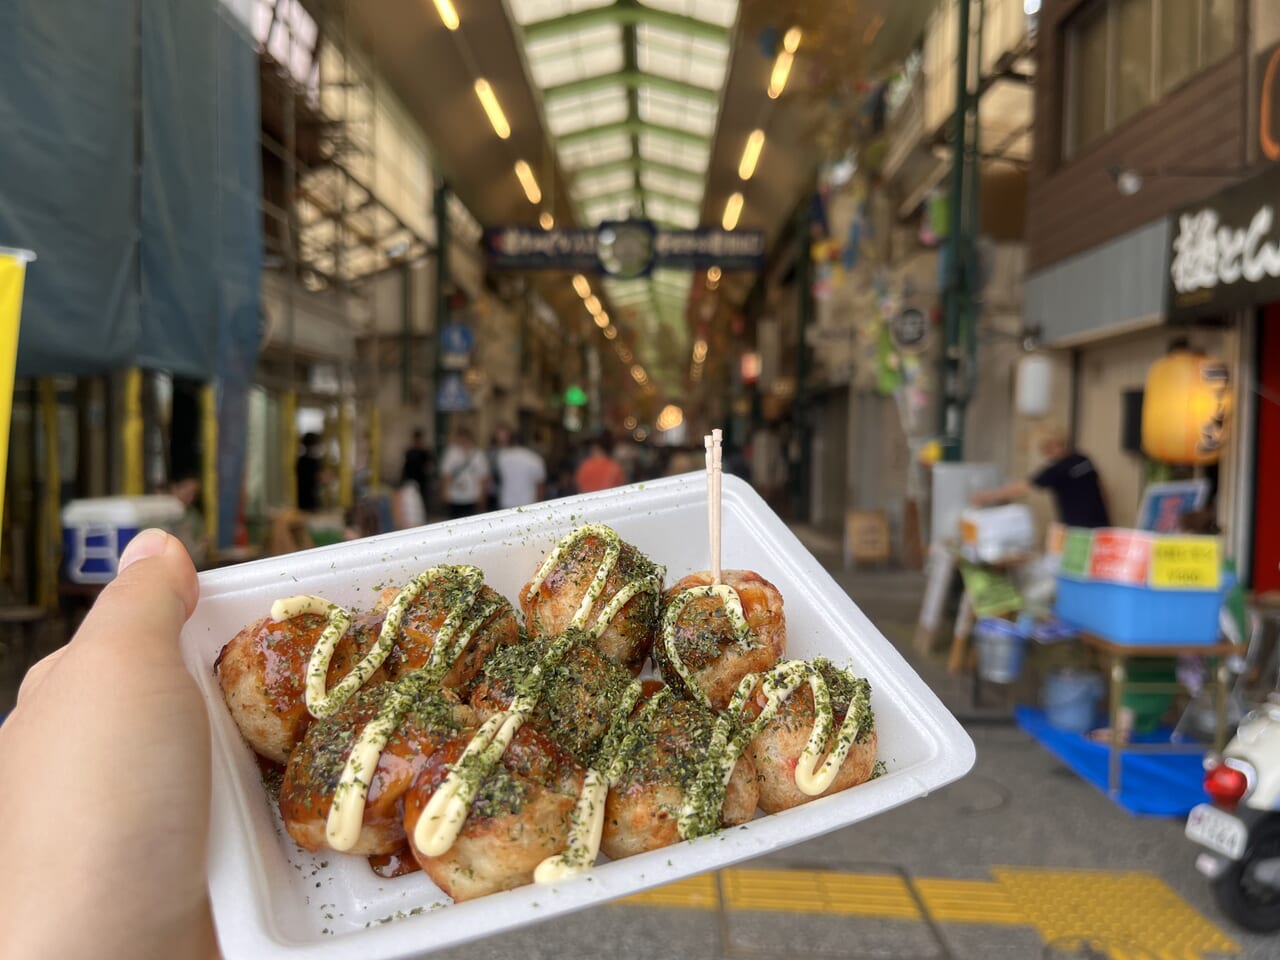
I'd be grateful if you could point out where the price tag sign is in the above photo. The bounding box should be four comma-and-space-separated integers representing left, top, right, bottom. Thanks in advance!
1059, 529, 1093, 578
1150, 537, 1220, 589
1088, 529, 1151, 585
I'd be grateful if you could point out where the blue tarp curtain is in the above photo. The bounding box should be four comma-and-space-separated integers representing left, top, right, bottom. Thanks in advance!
0, 0, 263, 384
0, 0, 263, 547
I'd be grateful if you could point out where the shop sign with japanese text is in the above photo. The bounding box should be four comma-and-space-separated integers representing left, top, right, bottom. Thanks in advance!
1168, 163, 1280, 320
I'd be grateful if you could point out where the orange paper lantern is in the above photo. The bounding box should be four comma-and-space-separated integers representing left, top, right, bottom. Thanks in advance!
1141, 350, 1231, 465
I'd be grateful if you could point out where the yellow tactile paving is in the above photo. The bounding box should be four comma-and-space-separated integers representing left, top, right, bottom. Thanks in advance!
620, 873, 719, 909
991, 867, 1239, 960
913, 876, 1023, 926
720, 868, 921, 919
617, 865, 1241, 959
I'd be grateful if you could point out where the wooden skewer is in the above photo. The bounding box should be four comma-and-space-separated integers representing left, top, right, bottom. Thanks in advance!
706, 429, 723, 584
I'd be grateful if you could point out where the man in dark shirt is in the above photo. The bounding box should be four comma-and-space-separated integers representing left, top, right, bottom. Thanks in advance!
296, 432, 324, 512
401, 428, 434, 511
973, 426, 1110, 528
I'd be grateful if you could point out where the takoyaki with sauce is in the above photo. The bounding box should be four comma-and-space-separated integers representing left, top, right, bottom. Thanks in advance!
217, 608, 390, 764
215, 564, 516, 764
404, 724, 584, 901
655, 570, 787, 711
601, 690, 758, 860
469, 628, 638, 766
742, 659, 877, 813
520, 525, 663, 674
279, 681, 474, 856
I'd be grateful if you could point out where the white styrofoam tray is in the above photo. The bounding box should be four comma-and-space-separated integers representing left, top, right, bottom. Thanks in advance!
184, 474, 975, 959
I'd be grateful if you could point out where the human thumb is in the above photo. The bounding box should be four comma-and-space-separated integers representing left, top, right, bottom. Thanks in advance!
79, 528, 200, 659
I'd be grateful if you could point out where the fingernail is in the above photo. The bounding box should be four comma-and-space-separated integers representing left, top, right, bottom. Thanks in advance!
118, 528, 171, 573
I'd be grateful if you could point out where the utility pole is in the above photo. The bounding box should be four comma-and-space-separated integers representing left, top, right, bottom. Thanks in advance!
939, 0, 979, 462
433, 179, 450, 460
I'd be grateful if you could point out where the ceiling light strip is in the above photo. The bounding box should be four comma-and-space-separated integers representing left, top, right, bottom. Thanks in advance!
474, 79, 511, 139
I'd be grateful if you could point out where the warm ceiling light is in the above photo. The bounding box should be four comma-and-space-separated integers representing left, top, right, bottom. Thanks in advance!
768, 51, 794, 99
603, 325, 618, 340
618, 345, 633, 362
693, 338, 708, 362
572, 274, 591, 298
738, 129, 766, 180
768, 31, 801, 99
539, 211, 554, 230
707, 266, 722, 284
722, 192, 744, 231
656, 404, 684, 431
474, 79, 511, 139
432, 0, 460, 30
630, 365, 647, 383
623, 416, 638, 430
594, 312, 609, 329
584, 295, 602, 315
513, 160, 542, 205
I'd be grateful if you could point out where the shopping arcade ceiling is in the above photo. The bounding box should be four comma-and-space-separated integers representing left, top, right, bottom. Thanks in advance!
325, 0, 936, 401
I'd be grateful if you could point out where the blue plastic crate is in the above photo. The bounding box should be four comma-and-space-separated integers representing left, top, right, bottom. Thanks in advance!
1055, 575, 1229, 645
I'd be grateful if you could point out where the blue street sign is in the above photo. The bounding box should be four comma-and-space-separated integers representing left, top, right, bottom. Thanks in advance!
436, 373, 472, 412
440, 322, 475, 356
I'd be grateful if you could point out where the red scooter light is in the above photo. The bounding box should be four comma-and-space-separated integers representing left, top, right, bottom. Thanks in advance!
1204, 761, 1250, 811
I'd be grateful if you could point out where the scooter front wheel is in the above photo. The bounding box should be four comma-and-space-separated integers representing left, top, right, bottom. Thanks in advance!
1212, 819, 1280, 933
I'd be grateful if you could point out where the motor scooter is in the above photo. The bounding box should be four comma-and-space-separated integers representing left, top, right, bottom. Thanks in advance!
1187, 694, 1280, 931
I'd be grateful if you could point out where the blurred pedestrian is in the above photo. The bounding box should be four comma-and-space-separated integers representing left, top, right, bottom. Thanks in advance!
575, 432, 626, 493
168, 473, 207, 568
439, 427, 489, 518
972, 425, 1110, 528
295, 432, 325, 512
493, 425, 546, 510
400, 428, 434, 512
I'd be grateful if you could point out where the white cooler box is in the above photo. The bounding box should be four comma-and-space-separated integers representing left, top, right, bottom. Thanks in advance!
62, 495, 186, 584
959, 504, 1035, 563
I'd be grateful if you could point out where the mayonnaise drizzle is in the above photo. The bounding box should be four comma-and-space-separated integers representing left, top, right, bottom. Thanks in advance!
525, 524, 661, 638
659, 584, 753, 709
533, 679, 651, 882
294, 566, 486, 718
678, 659, 873, 840
410, 627, 583, 857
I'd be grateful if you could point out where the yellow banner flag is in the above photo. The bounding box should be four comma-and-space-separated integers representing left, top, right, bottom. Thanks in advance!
0, 249, 34, 533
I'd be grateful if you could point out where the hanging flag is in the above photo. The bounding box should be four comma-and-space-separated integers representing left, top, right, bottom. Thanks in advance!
0, 248, 34, 530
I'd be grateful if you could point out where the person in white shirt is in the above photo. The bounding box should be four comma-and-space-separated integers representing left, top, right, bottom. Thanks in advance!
493, 425, 546, 510
439, 427, 489, 518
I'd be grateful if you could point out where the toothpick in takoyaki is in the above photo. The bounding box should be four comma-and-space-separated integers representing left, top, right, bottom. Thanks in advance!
601, 687, 759, 860
655, 569, 787, 711
519, 525, 663, 674
403, 723, 584, 901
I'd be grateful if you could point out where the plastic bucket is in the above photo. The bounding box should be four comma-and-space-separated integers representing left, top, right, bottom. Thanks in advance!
1043, 670, 1103, 734
975, 618, 1027, 684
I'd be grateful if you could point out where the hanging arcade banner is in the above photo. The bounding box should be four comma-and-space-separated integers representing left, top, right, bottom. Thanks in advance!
485, 219, 766, 278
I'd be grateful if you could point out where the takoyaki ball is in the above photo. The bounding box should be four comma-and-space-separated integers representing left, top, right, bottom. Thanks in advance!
656, 570, 787, 711
383, 568, 520, 694
404, 725, 584, 902
601, 696, 758, 860
746, 661, 877, 813
470, 629, 636, 765
520, 527, 663, 674
280, 684, 474, 856
216, 610, 389, 764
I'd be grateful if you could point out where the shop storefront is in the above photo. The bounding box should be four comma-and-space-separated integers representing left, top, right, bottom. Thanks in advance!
1167, 162, 1280, 592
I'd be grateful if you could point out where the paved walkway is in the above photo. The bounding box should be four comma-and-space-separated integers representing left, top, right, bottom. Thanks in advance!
438, 530, 1272, 960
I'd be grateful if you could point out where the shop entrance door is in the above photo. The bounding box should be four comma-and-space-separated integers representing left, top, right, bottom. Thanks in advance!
1253, 304, 1280, 593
